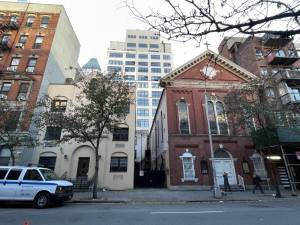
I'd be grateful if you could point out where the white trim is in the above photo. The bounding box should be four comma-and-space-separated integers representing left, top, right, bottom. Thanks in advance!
179, 149, 197, 182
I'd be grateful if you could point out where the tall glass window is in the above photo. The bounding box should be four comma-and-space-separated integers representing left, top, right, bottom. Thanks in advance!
216, 101, 228, 135
207, 100, 229, 135
207, 101, 218, 134
178, 100, 190, 134
180, 151, 196, 181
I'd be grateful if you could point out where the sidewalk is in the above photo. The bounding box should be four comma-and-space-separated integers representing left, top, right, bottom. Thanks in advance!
71, 189, 300, 203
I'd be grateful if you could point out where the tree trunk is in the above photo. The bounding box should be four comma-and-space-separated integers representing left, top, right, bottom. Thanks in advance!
10, 148, 15, 166
92, 148, 100, 199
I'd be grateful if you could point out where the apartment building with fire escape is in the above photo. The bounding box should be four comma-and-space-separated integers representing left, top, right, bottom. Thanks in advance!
0, 1, 80, 165
219, 34, 300, 192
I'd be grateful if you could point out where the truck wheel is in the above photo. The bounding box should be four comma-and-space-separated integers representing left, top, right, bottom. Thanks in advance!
34, 192, 51, 209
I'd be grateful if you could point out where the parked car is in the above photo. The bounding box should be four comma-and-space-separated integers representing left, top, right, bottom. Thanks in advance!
0, 166, 73, 208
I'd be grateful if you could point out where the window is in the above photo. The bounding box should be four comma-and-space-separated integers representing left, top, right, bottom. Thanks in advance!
260, 68, 268, 77
125, 67, 135, 72
26, 58, 37, 73
275, 49, 285, 57
152, 82, 159, 88
10, 15, 18, 23
138, 54, 148, 59
0, 169, 8, 179
151, 76, 160, 81
164, 68, 171, 73
265, 87, 275, 97
110, 156, 128, 172
23, 169, 43, 181
150, 36, 159, 40
242, 160, 250, 174
255, 49, 263, 57
113, 128, 129, 141
124, 75, 135, 80
137, 75, 148, 81
163, 62, 171, 67
45, 127, 62, 140
51, 99, 67, 112
40, 16, 49, 28
151, 54, 160, 60
137, 98, 149, 106
151, 62, 160, 67
152, 99, 159, 106
150, 44, 159, 48
137, 90, 148, 98
151, 68, 161, 73
163, 55, 171, 60
138, 82, 148, 88
10, 57, 20, 71
200, 160, 208, 174
126, 53, 135, 58
139, 35, 148, 39
127, 34, 136, 39
208, 100, 229, 135
6, 169, 22, 180
178, 100, 190, 134
137, 108, 149, 116
26, 16, 35, 27
216, 101, 228, 135
109, 52, 123, 58
138, 67, 148, 73
33, 36, 43, 49
18, 35, 27, 44
138, 61, 148, 66
4, 111, 21, 131
152, 91, 162, 98
108, 60, 123, 65
39, 156, 56, 170
127, 43, 136, 48
1, 35, 10, 46
139, 43, 148, 48
152, 109, 157, 116
180, 151, 196, 181
107, 66, 122, 72
1, 82, 11, 94
17, 83, 30, 99
137, 119, 149, 128
125, 61, 135, 66
251, 153, 267, 178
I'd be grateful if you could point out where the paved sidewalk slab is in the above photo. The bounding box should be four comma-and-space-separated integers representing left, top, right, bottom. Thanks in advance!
71, 189, 300, 203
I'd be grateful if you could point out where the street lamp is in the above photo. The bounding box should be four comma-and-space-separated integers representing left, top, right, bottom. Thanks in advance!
267, 154, 282, 198
204, 94, 222, 198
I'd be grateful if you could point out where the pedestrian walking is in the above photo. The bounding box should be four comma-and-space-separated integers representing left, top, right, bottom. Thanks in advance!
252, 174, 264, 194
223, 172, 231, 192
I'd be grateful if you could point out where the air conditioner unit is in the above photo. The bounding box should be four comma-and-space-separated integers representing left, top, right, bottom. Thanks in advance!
40, 24, 48, 28
0, 94, 7, 100
17, 94, 27, 101
15, 43, 24, 49
26, 67, 34, 73
7, 66, 17, 72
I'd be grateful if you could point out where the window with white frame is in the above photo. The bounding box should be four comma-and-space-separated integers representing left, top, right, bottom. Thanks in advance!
251, 153, 267, 178
177, 100, 190, 134
207, 100, 229, 135
180, 150, 197, 181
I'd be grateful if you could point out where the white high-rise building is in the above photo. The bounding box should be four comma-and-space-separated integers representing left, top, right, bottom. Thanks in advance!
106, 30, 173, 164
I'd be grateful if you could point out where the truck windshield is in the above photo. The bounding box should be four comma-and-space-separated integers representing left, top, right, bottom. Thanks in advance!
40, 169, 59, 181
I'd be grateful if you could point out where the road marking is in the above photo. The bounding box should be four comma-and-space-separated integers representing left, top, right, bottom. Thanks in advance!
151, 210, 224, 214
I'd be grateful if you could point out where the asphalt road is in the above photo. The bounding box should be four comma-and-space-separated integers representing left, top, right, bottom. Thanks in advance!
1, 200, 300, 225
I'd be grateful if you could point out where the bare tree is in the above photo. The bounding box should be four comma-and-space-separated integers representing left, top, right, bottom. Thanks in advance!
127, 0, 300, 43
36, 73, 134, 199
0, 101, 35, 166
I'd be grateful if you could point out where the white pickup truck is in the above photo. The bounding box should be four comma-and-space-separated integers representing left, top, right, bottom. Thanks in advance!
0, 166, 73, 208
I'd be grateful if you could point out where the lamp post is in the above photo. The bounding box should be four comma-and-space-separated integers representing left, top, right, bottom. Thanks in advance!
204, 94, 222, 198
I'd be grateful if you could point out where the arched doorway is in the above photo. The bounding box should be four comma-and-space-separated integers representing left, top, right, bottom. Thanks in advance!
214, 148, 237, 186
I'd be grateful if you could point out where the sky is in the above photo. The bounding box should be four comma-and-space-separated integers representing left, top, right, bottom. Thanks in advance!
3, 0, 224, 69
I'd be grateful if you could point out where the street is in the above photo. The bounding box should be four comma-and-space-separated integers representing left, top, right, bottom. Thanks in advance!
1, 200, 300, 225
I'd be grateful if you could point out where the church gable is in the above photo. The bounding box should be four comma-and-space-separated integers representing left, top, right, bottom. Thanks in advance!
161, 50, 257, 85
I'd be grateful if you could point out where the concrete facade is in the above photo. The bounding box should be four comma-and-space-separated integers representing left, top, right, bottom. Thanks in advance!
32, 83, 136, 190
